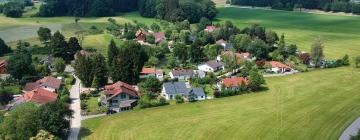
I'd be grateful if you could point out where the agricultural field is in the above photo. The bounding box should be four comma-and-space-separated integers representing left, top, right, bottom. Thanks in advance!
80, 67, 360, 140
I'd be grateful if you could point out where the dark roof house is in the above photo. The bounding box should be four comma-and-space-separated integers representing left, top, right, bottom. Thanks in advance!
163, 82, 189, 95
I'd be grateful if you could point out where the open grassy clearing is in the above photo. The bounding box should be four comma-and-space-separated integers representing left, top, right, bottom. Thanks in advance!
217, 7, 360, 59
80, 67, 360, 140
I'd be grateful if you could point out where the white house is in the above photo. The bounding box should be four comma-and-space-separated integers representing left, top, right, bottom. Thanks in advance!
140, 68, 164, 80
188, 88, 206, 101
162, 82, 189, 100
268, 61, 293, 73
198, 60, 224, 73
169, 69, 195, 80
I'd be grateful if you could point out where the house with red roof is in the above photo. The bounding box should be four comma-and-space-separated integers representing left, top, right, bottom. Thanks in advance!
204, 26, 217, 32
267, 61, 293, 73
0, 60, 8, 74
135, 29, 165, 44
18, 88, 58, 105
217, 77, 248, 91
140, 68, 164, 80
24, 76, 62, 92
103, 81, 140, 112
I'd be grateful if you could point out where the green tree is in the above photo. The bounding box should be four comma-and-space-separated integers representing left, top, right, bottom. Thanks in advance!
30, 130, 60, 140
175, 94, 184, 103
110, 41, 148, 84
150, 23, 161, 32
247, 38, 270, 59
67, 37, 82, 59
6, 42, 34, 79
203, 44, 222, 60
222, 51, 238, 71
53, 58, 65, 74
189, 39, 204, 63
173, 43, 188, 63
2, 2, 23, 18
232, 34, 251, 52
91, 53, 108, 88
265, 30, 279, 45
342, 54, 350, 66
146, 56, 159, 67
49, 31, 69, 60
74, 53, 93, 87
0, 38, 11, 56
37, 27, 52, 46
88, 0, 114, 16
355, 56, 360, 68
197, 17, 211, 31
140, 76, 162, 93
0, 103, 39, 140
146, 34, 155, 44
310, 38, 324, 68
248, 67, 265, 91
107, 39, 119, 67
36, 101, 72, 138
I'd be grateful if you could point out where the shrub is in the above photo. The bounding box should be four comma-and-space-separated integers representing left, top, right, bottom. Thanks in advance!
175, 95, 184, 104
355, 56, 360, 68
60, 94, 71, 104
81, 100, 88, 110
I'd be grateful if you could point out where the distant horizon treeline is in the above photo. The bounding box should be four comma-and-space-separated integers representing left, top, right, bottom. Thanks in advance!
37, 0, 138, 17
231, 0, 360, 14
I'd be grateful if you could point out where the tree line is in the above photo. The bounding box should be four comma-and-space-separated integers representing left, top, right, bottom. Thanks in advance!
37, 0, 138, 17
139, 0, 217, 23
231, 0, 360, 14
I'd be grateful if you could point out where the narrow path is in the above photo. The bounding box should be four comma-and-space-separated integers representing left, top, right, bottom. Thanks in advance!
68, 75, 82, 140
339, 117, 360, 140
82, 114, 106, 120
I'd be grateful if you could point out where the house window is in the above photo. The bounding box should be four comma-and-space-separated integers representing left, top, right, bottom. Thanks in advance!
170, 95, 173, 99
120, 94, 126, 99
201, 96, 204, 98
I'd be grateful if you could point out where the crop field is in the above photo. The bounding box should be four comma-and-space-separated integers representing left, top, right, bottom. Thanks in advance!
80, 67, 360, 140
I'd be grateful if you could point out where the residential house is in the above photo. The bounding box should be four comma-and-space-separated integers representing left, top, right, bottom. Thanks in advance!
0, 60, 8, 74
216, 39, 233, 51
24, 76, 62, 92
162, 82, 189, 100
217, 52, 254, 64
17, 88, 58, 104
268, 61, 293, 73
162, 82, 206, 101
198, 60, 224, 73
140, 68, 164, 80
188, 87, 206, 101
135, 29, 165, 44
40, 55, 55, 71
103, 81, 140, 112
169, 69, 195, 80
204, 26, 217, 32
217, 77, 248, 91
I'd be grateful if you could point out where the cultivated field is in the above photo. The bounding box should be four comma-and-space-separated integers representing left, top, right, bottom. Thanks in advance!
80, 67, 360, 140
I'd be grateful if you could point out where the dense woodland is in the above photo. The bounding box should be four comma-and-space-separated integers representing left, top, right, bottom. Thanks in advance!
231, 0, 360, 14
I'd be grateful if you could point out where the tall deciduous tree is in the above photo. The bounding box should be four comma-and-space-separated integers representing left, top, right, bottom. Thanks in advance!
248, 67, 265, 91
36, 101, 72, 138
37, 27, 52, 46
0, 103, 39, 140
310, 38, 324, 68
53, 58, 65, 74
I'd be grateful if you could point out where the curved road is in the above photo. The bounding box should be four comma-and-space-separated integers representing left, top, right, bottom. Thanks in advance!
68, 76, 82, 140
339, 117, 360, 140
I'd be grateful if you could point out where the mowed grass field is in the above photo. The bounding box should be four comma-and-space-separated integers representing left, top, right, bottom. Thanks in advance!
80, 67, 360, 140
217, 7, 360, 59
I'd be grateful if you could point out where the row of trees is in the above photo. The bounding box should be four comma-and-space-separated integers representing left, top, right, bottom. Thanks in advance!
74, 53, 107, 88
231, 0, 360, 14
0, 101, 72, 140
0, 1, 24, 17
139, 0, 217, 23
38, 0, 138, 17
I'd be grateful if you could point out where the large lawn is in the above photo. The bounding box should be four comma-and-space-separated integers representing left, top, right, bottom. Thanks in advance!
217, 7, 360, 59
80, 67, 360, 140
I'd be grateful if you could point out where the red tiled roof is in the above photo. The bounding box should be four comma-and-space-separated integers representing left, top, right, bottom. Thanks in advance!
0, 60, 8, 74
205, 26, 216, 32
141, 68, 163, 75
105, 81, 139, 99
269, 61, 291, 69
153, 32, 165, 43
19, 88, 58, 104
223, 77, 248, 87
24, 76, 62, 91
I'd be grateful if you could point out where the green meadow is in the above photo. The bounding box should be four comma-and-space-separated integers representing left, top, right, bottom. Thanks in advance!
80, 67, 360, 140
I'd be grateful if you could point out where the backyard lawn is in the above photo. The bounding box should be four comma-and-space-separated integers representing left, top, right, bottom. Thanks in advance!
80, 67, 360, 140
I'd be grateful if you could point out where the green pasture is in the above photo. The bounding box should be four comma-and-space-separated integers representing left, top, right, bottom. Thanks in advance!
80, 67, 360, 140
